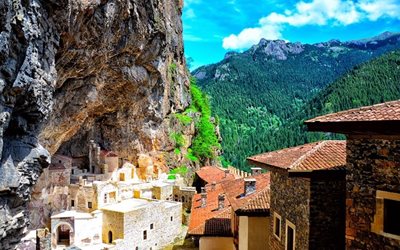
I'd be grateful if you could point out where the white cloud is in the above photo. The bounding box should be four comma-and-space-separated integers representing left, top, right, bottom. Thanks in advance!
223, 25, 283, 50
222, 0, 400, 50
358, 0, 400, 21
184, 8, 196, 19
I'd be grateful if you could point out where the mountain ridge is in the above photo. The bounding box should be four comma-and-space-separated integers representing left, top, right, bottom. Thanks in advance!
193, 32, 400, 170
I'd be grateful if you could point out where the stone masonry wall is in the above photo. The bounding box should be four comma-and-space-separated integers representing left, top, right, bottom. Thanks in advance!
270, 171, 310, 250
346, 138, 400, 249
309, 177, 346, 249
109, 200, 182, 250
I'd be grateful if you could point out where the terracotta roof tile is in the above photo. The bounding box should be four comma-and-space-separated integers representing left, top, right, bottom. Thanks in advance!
248, 141, 346, 172
306, 100, 400, 123
222, 173, 270, 214
195, 166, 237, 184
188, 183, 232, 236
100, 150, 118, 157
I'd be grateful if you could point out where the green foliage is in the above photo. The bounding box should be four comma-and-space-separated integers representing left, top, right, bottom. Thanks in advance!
185, 148, 199, 162
170, 132, 185, 148
169, 63, 177, 74
168, 174, 176, 180
174, 148, 181, 155
195, 46, 400, 171
174, 113, 192, 126
169, 166, 188, 176
189, 77, 221, 160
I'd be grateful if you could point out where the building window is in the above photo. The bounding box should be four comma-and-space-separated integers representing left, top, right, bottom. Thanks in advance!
286, 220, 296, 250
384, 199, 400, 235
372, 190, 400, 240
143, 230, 147, 240
71, 200, 75, 207
182, 196, 185, 203
135, 247, 138, 250
88, 202, 92, 208
170, 216, 173, 222
104, 193, 108, 204
150, 223, 154, 230
273, 212, 282, 240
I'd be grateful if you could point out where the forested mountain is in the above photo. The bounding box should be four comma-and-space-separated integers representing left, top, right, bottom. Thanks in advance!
193, 32, 400, 170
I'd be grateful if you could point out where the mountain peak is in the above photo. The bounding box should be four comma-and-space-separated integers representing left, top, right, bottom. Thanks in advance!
252, 39, 304, 60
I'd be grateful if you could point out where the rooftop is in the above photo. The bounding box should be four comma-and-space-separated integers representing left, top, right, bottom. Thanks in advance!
248, 141, 346, 172
49, 163, 66, 170
306, 100, 400, 135
51, 210, 94, 219
101, 198, 150, 213
195, 166, 237, 184
222, 173, 270, 215
188, 183, 232, 236
100, 150, 118, 157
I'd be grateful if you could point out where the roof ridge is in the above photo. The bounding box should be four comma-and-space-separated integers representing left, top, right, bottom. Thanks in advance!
290, 141, 327, 170
306, 99, 400, 123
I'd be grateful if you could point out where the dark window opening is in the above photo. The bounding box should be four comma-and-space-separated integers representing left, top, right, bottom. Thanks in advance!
170, 216, 173, 221
287, 226, 295, 250
71, 200, 75, 207
274, 216, 281, 238
88, 202, 92, 208
143, 230, 147, 240
108, 231, 113, 244
384, 199, 400, 235
150, 223, 154, 230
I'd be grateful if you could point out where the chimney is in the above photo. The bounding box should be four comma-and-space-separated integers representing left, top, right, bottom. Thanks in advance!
211, 181, 216, 191
201, 190, 207, 207
224, 169, 230, 178
218, 194, 225, 210
251, 167, 262, 176
244, 178, 256, 195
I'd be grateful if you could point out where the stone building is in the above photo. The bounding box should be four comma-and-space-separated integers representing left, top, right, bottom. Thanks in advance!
222, 172, 271, 250
50, 210, 103, 248
101, 198, 182, 249
248, 140, 347, 250
306, 100, 400, 249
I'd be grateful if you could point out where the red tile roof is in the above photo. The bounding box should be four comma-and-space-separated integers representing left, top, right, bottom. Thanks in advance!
195, 166, 237, 184
306, 100, 400, 123
100, 150, 118, 157
222, 173, 270, 214
248, 141, 346, 172
188, 183, 232, 236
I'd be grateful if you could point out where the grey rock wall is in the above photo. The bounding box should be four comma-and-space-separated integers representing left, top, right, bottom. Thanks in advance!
0, 0, 189, 248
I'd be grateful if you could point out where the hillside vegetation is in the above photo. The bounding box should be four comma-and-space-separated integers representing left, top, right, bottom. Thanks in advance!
194, 35, 400, 170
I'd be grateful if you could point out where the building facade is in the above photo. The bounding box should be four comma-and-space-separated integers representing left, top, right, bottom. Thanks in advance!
306, 100, 400, 249
248, 141, 347, 250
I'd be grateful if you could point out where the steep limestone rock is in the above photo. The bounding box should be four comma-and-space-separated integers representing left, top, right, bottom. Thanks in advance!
0, 0, 190, 248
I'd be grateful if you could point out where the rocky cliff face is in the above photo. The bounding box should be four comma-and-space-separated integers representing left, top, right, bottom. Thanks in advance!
0, 0, 190, 248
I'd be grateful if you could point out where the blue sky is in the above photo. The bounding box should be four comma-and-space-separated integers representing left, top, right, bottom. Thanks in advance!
183, 0, 400, 69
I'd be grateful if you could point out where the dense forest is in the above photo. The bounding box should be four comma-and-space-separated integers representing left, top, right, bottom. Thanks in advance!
193, 33, 400, 171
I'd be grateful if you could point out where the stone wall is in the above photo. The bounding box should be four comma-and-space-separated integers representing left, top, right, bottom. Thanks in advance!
270, 171, 310, 250
104, 200, 182, 249
309, 177, 346, 249
69, 185, 95, 213
346, 137, 400, 249
173, 185, 196, 211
